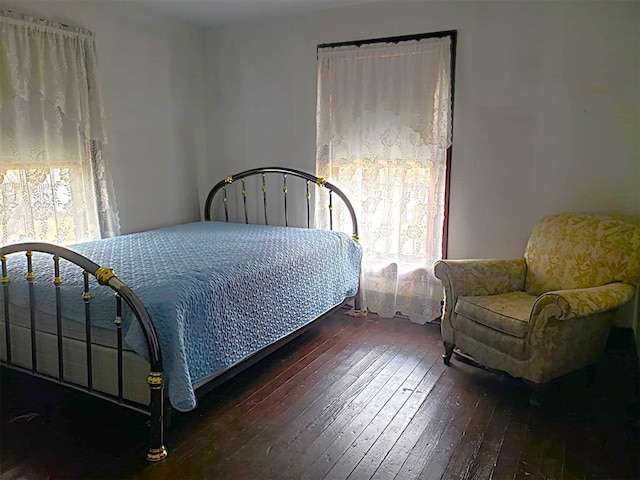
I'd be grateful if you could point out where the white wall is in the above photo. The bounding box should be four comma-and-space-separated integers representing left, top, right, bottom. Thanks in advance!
203, 0, 640, 260
1, 1, 206, 234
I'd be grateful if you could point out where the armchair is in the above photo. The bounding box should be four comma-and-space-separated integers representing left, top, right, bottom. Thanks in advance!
434, 213, 640, 384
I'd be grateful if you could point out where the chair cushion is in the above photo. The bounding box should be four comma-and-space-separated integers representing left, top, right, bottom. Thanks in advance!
454, 291, 537, 339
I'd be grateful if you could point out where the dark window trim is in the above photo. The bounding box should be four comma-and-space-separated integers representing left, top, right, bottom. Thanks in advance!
317, 29, 456, 50
317, 30, 457, 259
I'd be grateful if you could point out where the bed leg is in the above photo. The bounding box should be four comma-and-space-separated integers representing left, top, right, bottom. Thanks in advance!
146, 371, 168, 462
346, 290, 368, 317
354, 289, 363, 311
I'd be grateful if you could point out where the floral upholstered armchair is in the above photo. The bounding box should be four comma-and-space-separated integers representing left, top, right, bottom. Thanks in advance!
434, 213, 640, 385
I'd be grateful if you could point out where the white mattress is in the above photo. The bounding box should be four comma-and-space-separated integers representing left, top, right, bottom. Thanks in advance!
1, 319, 150, 406
8, 305, 136, 351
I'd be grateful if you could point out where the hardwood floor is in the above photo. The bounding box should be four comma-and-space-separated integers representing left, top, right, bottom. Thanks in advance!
1, 311, 638, 479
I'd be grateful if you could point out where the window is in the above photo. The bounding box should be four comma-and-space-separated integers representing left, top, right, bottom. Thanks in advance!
316, 32, 455, 323
0, 10, 119, 245
1, 166, 77, 243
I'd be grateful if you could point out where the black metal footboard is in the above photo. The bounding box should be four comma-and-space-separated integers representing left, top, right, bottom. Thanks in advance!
204, 167, 363, 311
0, 244, 167, 462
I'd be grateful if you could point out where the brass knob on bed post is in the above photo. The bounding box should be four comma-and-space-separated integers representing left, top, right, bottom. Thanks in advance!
95, 267, 116, 285
147, 446, 168, 462
146, 371, 164, 389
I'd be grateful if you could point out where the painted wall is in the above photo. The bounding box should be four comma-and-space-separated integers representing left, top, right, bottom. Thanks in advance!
2, 1, 638, 334
203, 0, 640, 260
1, 1, 206, 234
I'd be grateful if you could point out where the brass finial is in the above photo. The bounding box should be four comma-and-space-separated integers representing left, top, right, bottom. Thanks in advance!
96, 267, 116, 285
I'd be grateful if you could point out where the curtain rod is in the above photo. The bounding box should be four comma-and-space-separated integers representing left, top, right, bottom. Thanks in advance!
4, 9, 70, 27
318, 30, 456, 50
1, 10, 93, 39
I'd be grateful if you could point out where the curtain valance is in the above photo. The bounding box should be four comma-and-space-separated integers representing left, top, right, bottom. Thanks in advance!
0, 10, 107, 152
317, 37, 452, 150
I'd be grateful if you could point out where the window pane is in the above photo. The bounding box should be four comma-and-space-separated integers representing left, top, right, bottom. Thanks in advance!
1, 166, 77, 244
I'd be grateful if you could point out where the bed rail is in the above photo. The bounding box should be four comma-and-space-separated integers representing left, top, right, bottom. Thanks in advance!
0, 243, 167, 462
204, 167, 360, 242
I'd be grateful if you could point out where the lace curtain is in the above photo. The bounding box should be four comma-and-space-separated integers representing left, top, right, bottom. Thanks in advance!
0, 11, 119, 244
316, 38, 452, 324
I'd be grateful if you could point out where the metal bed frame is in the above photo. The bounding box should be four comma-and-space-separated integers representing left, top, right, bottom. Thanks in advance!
0, 167, 361, 462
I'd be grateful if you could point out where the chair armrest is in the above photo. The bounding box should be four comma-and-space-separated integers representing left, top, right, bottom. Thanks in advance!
434, 258, 527, 297
532, 282, 636, 321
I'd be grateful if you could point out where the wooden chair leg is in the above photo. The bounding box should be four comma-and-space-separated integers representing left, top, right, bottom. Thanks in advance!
442, 340, 455, 365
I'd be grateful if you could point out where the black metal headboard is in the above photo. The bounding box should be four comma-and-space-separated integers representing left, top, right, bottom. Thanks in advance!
204, 167, 359, 242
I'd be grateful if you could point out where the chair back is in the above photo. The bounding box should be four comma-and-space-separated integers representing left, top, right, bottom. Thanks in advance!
524, 213, 640, 296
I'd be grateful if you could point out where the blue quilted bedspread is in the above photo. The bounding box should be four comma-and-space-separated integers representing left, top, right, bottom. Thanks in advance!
4, 222, 362, 411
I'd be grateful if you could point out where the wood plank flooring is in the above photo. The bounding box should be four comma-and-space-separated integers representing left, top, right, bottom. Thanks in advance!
1, 311, 638, 479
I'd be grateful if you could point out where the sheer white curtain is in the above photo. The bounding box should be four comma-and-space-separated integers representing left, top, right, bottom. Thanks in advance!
0, 11, 119, 245
316, 37, 452, 324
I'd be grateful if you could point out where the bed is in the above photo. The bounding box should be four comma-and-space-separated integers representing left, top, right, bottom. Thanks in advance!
0, 167, 363, 462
